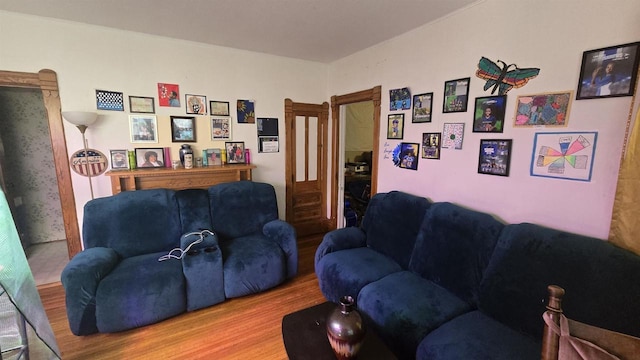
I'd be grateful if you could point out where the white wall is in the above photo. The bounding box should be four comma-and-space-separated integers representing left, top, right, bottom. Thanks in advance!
0, 11, 329, 225
328, 0, 640, 239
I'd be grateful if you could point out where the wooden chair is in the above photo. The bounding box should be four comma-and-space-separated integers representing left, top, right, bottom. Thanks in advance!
541, 285, 640, 360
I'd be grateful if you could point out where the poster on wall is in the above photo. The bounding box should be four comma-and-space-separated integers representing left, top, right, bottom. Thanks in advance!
237, 100, 255, 123
530, 132, 597, 182
157, 83, 180, 107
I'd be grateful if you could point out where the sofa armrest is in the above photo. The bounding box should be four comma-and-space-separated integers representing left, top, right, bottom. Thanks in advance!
314, 227, 367, 269
61, 247, 119, 335
263, 219, 298, 279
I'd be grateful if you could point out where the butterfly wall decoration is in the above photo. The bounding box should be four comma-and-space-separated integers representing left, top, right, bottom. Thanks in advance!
476, 57, 540, 95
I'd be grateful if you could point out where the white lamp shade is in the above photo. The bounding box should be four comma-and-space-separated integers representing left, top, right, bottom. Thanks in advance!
62, 111, 98, 126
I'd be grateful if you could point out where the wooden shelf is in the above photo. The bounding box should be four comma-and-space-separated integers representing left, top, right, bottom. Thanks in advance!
105, 164, 256, 194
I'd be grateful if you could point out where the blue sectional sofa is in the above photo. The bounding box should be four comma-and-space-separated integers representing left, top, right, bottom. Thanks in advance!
315, 191, 640, 359
62, 181, 297, 335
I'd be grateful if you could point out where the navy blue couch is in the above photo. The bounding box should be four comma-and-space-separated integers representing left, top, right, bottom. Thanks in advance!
315, 191, 640, 359
62, 181, 297, 335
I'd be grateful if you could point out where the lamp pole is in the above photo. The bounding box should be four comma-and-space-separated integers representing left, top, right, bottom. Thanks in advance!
76, 125, 94, 199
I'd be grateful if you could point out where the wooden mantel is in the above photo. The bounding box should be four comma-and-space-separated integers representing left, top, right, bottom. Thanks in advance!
105, 164, 256, 194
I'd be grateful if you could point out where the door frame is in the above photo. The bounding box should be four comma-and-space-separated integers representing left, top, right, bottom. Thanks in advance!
0, 69, 80, 258
330, 86, 381, 229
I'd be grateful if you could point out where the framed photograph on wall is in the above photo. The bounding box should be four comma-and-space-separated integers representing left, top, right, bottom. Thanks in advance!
210, 101, 230, 116
514, 91, 572, 127
96, 89, 124, 111
225, 141, 245, 164
135, 147, 165, 168
576, 42, 640, 100
399, 142, 419, 170
442, 77, 470, 113
109, 149, 129, 170
211, 117, 232, 140
128, 96, 155, 114
129, 115, 158, 143
390, 87, 411, 111
472, 95, 507, 133
387, 114, 404, 139
185, 94, 207, 115
422, 132, 441, 159
412, 92, 433, 123
157, 83, 180, 107
171, 116, 196, 142
478, 139, 512, 176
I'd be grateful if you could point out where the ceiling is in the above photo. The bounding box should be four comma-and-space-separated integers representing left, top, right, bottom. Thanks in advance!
0, 0, 479, 63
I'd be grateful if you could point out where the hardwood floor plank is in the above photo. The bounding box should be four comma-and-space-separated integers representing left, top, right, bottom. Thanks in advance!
39, 234, 326, 359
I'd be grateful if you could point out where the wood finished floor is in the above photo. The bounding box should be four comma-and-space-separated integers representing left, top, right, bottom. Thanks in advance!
39, 234, 326, 359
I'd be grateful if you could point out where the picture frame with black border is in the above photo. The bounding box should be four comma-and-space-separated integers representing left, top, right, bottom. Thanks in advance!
387, 114, 404, 139
422, 132, 441, 159
478, 139, 512, 176
399, 142, 420, 170
171, 116, 196, 142
185, 94, 207, 115
129, 115, 158, 143
442, 77, 470, 113
109, 149, 129, 170
576, 42, 640, 100
128, 96, 155, 114
210, 100, 230, 116
225, 141, 246, 164
412, 92, 433, 123
135, 147, 165, 168
472, 95, 507, 133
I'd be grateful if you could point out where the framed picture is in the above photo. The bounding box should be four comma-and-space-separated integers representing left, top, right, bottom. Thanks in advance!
205, 148, 222, 166
478, 139, 512, 176
157, 83, 180, 107
109, 149, 129, 170
514, 91, 572, 127
390, 87, 411, 111
129, 96, 155, 114
210, 101, 230, 116
96, 89, 124, 111
387, 114, 404, 139
237, 100, 255, 123
412, 92, 433, 123
577, 42, 640, 100
442, 123, 465, 149
399, 142, 419, 170
129, 115, 158, 143
185, 94, 207, 115
472, 95, 507, 133
530, 132, 597, 182
171, 116, 196, 142
422, 132, 441, 159
211, 117, 232, 140
225, 141, 246, 164
443, 77, 470, 113
135, 148, 165, 168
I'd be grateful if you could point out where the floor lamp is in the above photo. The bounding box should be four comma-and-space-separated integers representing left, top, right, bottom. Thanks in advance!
61, 111, 98, 199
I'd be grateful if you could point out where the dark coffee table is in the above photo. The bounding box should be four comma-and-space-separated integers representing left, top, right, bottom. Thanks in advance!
281, 301, 397, 359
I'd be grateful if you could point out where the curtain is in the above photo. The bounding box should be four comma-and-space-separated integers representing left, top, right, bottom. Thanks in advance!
609, 108, 640, 255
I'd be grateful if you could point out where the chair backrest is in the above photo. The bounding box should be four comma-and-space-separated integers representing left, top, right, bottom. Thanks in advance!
542, 285, 640, 360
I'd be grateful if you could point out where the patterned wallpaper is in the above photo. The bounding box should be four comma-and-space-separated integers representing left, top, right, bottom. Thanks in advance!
0, 88, 65, 246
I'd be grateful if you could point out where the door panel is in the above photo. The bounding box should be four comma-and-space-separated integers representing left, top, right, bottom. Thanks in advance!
285, 99, 330, 237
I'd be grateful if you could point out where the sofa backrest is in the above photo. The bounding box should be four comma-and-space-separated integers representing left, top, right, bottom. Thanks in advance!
208, 181, 278, 240
479, 223, 640, 340
175, 188, 212, 233
362, 191, 432, 269
408, 202, 504, 305
83, 188, 182, 258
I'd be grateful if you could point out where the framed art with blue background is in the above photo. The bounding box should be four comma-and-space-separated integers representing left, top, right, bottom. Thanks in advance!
576, 42, 640, 100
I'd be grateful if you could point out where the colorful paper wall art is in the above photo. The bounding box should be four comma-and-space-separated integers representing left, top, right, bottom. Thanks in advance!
476, 57, 540, 95
514, 91, 572, 127
237, 100, 255, 123
530, 132, 597, 182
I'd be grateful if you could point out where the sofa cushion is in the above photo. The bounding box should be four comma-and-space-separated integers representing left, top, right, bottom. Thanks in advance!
209, 181, 279, 240
316, 247, 402, 303
479, 223, 640, 340
408, 202, 504, 305
416, 311, 540, 360
362, 191, 432, 269
221, 234, 286, 298
83, 188, 182, 258
95, 252, 186, 333
358, 271, 472, 359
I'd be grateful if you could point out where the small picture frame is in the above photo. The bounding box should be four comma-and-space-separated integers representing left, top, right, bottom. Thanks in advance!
387, 114, 404, 139
399, 142, 420, 170
171, 116, 196, 142
185, 94, 207, 115
412, 92, 433, 123
205, 148, 222, 166
478, 139, 512, 176
135, 147, 165, 168
576, 42, 640, 100
210, 101, 230, 116
443, 77, 470, 113
422, 133, 441, 159
109, 149, 129, 170
211, 117, 232, 140
96, 89, 124, 111
157, 83, 180, 107
390, 87, 411, 111
128, 96, 155, 114
129, 115, 158, 143
472, 95, 507, 133
225, 141, 246, 164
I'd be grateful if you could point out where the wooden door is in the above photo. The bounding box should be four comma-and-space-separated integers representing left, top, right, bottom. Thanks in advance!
285, 99, 331, 237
